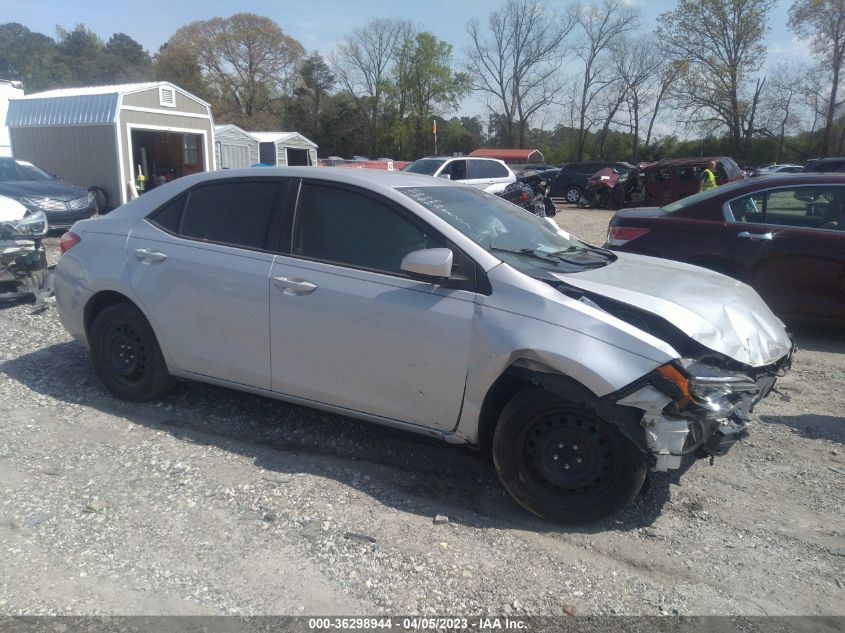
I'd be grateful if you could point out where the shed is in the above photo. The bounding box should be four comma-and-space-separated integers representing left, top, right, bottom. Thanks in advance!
0, 80, 24, 157
250, 131, 318, 167
214, 124, 260, 169
469, 148, 545, 165
6, 82, 214, 209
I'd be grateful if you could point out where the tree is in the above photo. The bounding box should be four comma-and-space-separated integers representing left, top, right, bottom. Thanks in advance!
0, 23, 67, 91
657, 0, 776, 158
332, 18, 414, 157
757, 64, 806, 162
788, 0, 845, 156
394, 32, 471, 157
55, 24, 105, 86
572, 0, 640, 160
466, 0, 575, 148
101, 33, 153, 83
288, 52, 336, 142
160, 13, 305, 126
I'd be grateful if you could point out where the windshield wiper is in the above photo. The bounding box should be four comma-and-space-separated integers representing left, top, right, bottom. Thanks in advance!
489, 245, 560, 265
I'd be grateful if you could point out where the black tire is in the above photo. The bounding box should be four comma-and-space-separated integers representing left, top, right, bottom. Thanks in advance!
90, 302, 174, 401
492, 388, 647, 524
564, 185, 582, 204
88, 186, 107, 214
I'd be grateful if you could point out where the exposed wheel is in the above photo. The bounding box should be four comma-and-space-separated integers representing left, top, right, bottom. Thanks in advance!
90, 303, 174, 401
564, 186, 582, 204
492, 388, 647, 523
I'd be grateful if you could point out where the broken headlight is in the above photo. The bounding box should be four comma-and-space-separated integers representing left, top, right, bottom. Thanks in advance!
653, 359, 758, 418
0, 210, 48, 239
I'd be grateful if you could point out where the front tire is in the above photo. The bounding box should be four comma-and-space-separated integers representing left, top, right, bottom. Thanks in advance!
492, 389, 647, 524
90, 303, 174, 401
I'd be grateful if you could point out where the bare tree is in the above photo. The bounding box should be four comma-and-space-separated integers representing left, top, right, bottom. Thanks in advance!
657, 0, 776, 158
332, 18, 414, 156
613, 36, 666, 160
466, 0, 575, 148
788, 0, 845, 156
160, 13, 304, 126
754, 64, 805, 162
572, 0, 640, 160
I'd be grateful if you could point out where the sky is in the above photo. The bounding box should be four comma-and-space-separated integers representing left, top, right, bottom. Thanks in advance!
3, 0, 814, 125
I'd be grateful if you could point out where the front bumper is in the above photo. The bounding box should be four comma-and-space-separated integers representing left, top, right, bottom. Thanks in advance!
0, 239, 50, 301
43, 203, 98, 230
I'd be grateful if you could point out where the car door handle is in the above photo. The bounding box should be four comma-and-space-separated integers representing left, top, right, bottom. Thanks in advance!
737, 231, 774, 241
134, 248, 168, 263
273, 276, 317, 295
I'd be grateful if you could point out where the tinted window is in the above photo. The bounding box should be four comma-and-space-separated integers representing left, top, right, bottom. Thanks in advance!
293, 184, 444, 274
404, 158, 446, 175
179, 181, 281, 250
0, 158, 52, 181
729, 186, 845, 230
443, 160, 467, 180
150, 196, 186, 232
486, 160, 509, 178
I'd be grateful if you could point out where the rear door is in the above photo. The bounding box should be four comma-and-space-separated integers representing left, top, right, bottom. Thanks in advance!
726, 185, 845, 321
645, 164, 676, 206
268, 180, 477, 430
126, 178, 287, 388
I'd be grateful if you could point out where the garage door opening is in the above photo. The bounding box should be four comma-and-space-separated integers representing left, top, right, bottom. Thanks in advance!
130, 129, 205, 191
286, 148, 311, 166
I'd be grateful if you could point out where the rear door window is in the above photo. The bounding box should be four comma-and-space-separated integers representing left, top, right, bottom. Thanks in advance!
729, 186, 845, 229
151, 180, 284, 251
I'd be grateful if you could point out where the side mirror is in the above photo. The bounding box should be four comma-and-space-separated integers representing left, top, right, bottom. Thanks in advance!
401, 248, 453, 281
438, 172, 451, 180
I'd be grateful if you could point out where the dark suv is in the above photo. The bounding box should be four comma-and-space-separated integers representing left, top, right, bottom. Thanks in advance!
804, 158, 845, 173
552, 161, 632, 204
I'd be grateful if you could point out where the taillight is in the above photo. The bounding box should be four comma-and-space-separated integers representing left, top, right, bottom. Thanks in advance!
606, 226, 650, 246
60, 231, 81, 255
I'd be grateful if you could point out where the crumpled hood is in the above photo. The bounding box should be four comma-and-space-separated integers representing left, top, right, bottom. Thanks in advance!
551, 251, 792, 367
0, 180, 87, 201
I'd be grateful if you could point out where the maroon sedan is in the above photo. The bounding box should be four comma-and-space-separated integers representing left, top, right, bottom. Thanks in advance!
604, 173, 845, 325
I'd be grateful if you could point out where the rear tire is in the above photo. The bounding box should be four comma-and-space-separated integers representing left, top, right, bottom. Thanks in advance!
564, 186, 583, 204
90, 303, 174, 401
492, 388, 647, 524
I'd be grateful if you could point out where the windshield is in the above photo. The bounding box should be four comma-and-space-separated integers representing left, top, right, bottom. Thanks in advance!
398, 186, 615, 271
403, 158, 446, 175
0, 159, 52, 182
661, 178, 750, 213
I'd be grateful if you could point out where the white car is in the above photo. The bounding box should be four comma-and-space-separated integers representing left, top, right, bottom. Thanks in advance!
403, 156, 516, 194
54, 168, 793, 523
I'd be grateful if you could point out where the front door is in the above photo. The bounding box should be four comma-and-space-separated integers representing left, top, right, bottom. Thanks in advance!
269, 180, 477, 430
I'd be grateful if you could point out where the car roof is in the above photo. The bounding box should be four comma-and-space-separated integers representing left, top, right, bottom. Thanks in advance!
691, 172, 845, 199
650, 156, 731, 167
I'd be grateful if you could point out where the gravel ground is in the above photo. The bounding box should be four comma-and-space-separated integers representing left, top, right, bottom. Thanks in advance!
0, 209, 843, 617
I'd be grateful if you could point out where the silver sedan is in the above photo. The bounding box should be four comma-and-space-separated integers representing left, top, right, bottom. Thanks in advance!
54, 168, 793, 523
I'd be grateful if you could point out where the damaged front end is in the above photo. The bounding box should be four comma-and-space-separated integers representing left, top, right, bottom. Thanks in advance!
545, 273, 794, 471
0, 206, 50, 303
612, 352, 791, 470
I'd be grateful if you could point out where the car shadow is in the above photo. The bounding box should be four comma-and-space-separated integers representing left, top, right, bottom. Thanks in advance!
788, 323, 845, 353
759, 413, 845, 444
0, 340, 689, 533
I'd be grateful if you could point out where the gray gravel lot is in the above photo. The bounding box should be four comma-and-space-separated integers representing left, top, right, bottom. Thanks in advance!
0, 208, 843, 617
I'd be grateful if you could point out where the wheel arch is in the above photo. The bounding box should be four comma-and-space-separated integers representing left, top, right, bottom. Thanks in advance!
476, 360, 648, 455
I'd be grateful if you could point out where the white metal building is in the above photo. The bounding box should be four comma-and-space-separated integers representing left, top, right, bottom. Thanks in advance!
250, 131, 318, 167
214, 124, 260, 169
0, 80, 24, 157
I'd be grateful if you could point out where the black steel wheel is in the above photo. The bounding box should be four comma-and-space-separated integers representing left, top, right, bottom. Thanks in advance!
493, 388, 647, 523
90, 302, 174, 401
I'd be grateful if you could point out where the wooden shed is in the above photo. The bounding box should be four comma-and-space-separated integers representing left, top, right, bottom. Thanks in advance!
214, 124, 260, 169
7, 82, 214, 209
250, 131, 318, 167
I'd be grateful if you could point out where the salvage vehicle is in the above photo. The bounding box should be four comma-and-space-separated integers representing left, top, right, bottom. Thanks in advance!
0, 194, 49, 301
605, 173, 845, 326
0, 157, 98, 230
611, 157, 746, 209
54, 168, 793, 523
403, 157, 516, 194
551, 161, 632, 204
